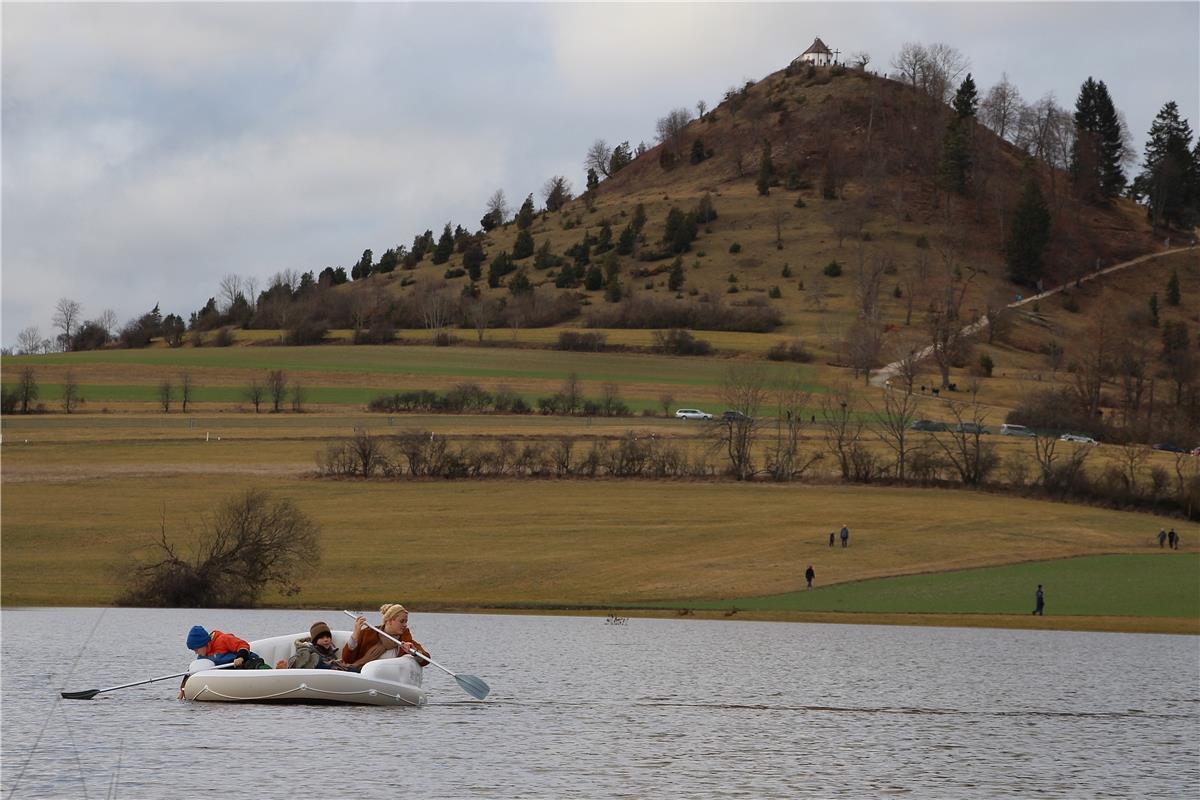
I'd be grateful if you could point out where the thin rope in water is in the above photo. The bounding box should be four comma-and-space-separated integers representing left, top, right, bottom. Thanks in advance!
5, 608, 108, 800
192, 682, 420, 706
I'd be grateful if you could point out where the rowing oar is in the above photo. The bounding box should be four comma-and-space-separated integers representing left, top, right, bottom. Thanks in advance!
341, 610, 490, 700
61, 661, 235, 700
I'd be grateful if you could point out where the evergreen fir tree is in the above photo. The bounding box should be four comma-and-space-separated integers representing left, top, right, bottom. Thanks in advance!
584, 264, 604, 291
516, 194, 535, 230
940, 74, 978, 194
586, 168, 600, 192
690, 139, 707, 165
604, 274, 623, 303
1149, 293, 1160, 327
594, 222, 613, 254
1166, 269, 1181, 306
631, 203, 647, 231
616, 223, 637, 256
487, 251, 514, 288
513, 229, 535, 260
508, 269, 532, 295
1006, 173, 1052, 286
534, 239, 557, 270
756, 139, 774, 196
354, 249, 373, 280
463, 242, 485, 282
432, 224, 454, 265
1132, 101, 1196, 227
1070, 77, 1126, 202
668, 256, 685, 291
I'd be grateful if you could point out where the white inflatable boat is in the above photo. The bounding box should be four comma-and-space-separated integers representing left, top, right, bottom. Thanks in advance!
182, 630, 427, 707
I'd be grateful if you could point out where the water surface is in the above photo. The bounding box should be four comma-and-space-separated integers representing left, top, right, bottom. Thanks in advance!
2, 609, 1196, 798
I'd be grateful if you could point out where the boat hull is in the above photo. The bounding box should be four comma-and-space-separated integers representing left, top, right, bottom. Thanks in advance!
182, 630, 426, 706
183, 668, 426, 706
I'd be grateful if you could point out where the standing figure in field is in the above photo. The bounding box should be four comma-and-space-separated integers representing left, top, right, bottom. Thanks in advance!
829, 531, 835, 547
1158, 528, 1167, 548
1032, 584, 1045, 616
840, 524, 850, 548
1168, 529, 1177, 549
805, 565, 815, 589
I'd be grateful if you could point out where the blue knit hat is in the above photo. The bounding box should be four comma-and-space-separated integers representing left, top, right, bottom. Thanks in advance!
186, 625, 210, 650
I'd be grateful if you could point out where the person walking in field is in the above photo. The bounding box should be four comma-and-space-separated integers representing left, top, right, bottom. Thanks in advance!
840, 524, 850, 548
1032, 584, 1045, 616
828, 531, 835, 547
1158, 528, 1167, 548
805, 565, 815, 589
1168, 529, 1177, 549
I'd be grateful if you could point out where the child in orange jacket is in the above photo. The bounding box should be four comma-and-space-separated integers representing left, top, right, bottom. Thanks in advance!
178, 625, 264, 699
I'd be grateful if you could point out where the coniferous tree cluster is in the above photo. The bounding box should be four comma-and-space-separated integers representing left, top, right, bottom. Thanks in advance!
1132, 101, 1199, 229
1006, 172, 1052, 286
1070, 77, 1126, 203
939, 74, 978, 194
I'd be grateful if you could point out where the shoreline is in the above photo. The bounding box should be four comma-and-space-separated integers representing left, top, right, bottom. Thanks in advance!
5, 603, 1195, 636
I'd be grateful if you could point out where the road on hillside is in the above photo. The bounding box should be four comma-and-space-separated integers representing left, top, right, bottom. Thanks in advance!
869, 245, 1198, 389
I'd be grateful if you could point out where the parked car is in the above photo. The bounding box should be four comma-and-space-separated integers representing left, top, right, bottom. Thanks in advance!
675, 408, 712, 421
1192, 447, 1200, 457
1000, 424, 1036, 437
910, 419, 947, 432
1059, 433, 1099, 445
953, 422, 989, 434
1152, 443, 1188, 453
721, 410, 751, 422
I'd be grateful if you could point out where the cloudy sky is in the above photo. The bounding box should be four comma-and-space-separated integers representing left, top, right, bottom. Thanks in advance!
3, 1, 1197, 348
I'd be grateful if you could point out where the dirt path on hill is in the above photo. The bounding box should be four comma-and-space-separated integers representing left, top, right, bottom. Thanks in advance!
869, 245, 1198, 388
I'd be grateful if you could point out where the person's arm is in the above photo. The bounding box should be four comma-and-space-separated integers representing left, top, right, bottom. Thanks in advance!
341, 616, 369, 661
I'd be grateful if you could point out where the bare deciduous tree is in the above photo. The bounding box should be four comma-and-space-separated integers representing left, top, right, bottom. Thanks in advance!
61, 371, 81, 414
715, 363, 768, 480
290, 382, 305, 413
765, 369, 820, 481
655, 107, 693, 154
980, 73, 1022, 142
485, 189, 509, 226
464, 295, 496, 342
871, 387, 921, 480
925, 247, 978, 389
415, 281, 453, 342
932, 393, 997, 486
17, 367, 38, 413
585, 140, 613, 178
218, 274, 244, 313
244, 377, 264, 413
266, 369, 287, 412
180, 372, 193, 413
820, 385, 864, 480
659, 392, 675, 417
16, 326, 44, 355
158, 379, 173, 413
53, 298, 82, 351
118, 489, 320, 607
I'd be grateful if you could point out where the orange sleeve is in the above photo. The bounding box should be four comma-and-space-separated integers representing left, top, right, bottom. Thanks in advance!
208, 631, 250, 655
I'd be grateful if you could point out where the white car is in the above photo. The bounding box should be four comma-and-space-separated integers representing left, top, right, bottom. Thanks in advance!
675, 408, 712, 420
1059, 433, 1099, 445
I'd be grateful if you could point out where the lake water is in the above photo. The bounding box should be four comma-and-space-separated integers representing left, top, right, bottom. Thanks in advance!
1, 608, 1197, 799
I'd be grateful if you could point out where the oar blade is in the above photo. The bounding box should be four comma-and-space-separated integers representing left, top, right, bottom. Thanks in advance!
61, 689, 100, 700
455, 673, 490, 700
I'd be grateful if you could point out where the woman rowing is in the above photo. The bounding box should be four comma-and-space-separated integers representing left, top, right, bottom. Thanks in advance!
342, 603, 430, 672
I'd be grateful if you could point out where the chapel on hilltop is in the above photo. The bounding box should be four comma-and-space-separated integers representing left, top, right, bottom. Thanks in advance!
793, 37, 836, 67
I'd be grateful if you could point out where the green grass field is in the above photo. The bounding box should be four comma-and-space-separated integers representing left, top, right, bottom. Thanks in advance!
679, 554, 1200, 617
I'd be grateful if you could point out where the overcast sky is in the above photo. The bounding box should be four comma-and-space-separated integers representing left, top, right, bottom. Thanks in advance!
3, 1, 1197, 348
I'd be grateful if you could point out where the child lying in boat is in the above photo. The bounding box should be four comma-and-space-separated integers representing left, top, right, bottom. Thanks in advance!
283, 621, 350, 670
342, 603, 430, 672
178, 624, 267, 698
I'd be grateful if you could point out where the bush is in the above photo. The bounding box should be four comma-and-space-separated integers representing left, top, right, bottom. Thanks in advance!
768, 286, 783, 299
557, 331, 608, 352
118, 490, 319, 607
916, 235, 929, 249
652, 328, 713, 355
212, 327, 235, 347
823, 260, 842, 277
766, 339, 813, 362
977, 354, 994, 377
284, 319, 327, 346
729, 242, 742, 253
586, 294, 782, 333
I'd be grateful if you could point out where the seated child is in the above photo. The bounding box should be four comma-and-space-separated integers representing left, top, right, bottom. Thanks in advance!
178, 624, 266, 699
284, 621, 349, 670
